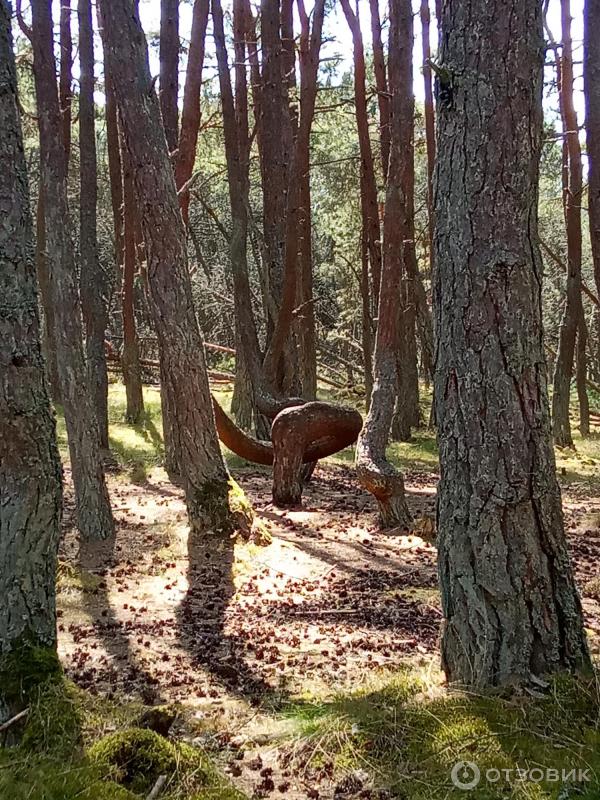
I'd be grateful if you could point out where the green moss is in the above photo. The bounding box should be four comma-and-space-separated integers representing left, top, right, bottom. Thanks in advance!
0, 755, 137, 800
21, 679, 82, 756
0, 640, 62, 708
87, 727, 183, 792
279, 671, 600, 798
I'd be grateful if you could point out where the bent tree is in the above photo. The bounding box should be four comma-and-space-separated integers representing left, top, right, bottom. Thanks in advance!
434, 0, 590, 686
0, 0, 62, 725
99, 0, 235, 533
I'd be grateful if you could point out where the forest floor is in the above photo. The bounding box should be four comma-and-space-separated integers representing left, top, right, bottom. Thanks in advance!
6, 384, 600, 800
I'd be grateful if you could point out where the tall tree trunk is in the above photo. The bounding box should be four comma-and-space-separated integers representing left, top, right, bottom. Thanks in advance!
355, 0, 412, 530
584, 0, 600, 375
434, 0, 590, 687
264, 0, 325, 401
368, 0, 390, 180
35, 187, 61, 401
577, 311, 590, 436
295, 0, 323, 400
0, 0, 63, 727
391, 270, 420, 441
99, 0, 235, 534
79, 0, 110, 452
59, 0, 72, 166
120, 131, 145, 424
160, 0, 179, 153
212, 0, 267, 436
420, 0, 435, 265
103, 67, 124, 284
175, 0, 209, 226
259, 0, 298, 394
552, 0, 586, 447
341, 0, 382, 405
31, 0, 114, 541
361, 233, 374, 403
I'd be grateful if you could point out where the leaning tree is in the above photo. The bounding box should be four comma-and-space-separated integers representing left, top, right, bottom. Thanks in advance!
0, 0, 62, 729
98, 0, 237, 534
433, 0, 591, 686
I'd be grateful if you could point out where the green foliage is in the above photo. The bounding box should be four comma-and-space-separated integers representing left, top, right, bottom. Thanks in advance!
280, 671, 600, 798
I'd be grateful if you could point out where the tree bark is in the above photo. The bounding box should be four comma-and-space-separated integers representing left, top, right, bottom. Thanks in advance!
31, 0, 114, 541
263, 0, 326, 399
0, 0, 63, 725
434, 0, 590, 687
295, 0, 323, 400
259, 0, 298, 394
272, 403, 362, 507
175, 0, 209, 226
552, 0, 586, 447
120, 131, 145, 424
78, 0, 110, 452
341, 0, 381, 408
212, 0, 267, 436
420, 0, 435, 266
35, 186, 61, 401
59, 0, 72, 166
584, 0, 600, 375
355, 0, 412, 530
159, 0, 179, 153
99, 0, 235, 534
368, 0, 390, 180
577, 311, 590, 436
97, 4, 125, 287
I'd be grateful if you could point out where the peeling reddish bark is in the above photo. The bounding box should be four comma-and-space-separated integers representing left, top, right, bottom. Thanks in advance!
160, 0, 180, 153
176, 0, 209, 225
368, 0, 390, 180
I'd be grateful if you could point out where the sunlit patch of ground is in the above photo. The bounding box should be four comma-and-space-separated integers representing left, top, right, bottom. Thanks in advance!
49, 383, 600, 798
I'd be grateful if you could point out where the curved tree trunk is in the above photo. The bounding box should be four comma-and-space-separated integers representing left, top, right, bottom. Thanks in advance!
79, 0, 110, 452
355, 0, 412, 530
100, 0, 235, 534
552, 0, 586, 447
31, 0, 114, 541
434, 0, 590, 687
272, 403, 362, 507
0, 0, 63, 728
